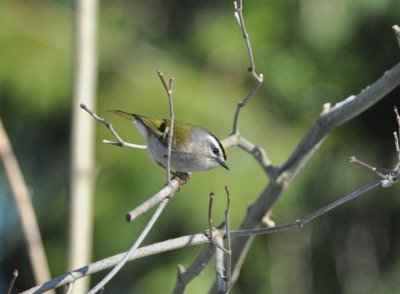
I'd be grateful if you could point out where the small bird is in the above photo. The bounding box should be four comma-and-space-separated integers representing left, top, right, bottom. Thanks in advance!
110, 110, 229, 173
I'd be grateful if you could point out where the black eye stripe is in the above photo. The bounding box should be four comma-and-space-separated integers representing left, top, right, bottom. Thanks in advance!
209, 134, 227, 160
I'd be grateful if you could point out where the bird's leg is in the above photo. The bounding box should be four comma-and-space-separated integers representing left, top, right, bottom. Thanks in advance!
172, 172, 191, 186
156, 161, 190, 186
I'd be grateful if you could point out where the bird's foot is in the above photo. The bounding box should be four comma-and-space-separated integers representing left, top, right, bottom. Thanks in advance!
172, 172, 191, 187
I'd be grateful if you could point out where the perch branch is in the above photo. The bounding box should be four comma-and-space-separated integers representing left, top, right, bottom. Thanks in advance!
22, 232, 210, 293
126, 178, 180, 222
20, 171, 392, 294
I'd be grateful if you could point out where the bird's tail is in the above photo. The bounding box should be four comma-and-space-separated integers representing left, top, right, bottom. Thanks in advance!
109, 110, 137, 120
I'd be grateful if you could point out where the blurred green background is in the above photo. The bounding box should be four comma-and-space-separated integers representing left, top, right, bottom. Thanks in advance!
1, 0, 400, 293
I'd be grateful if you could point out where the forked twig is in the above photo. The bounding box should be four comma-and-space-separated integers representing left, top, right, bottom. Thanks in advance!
80, 103, 147, 149
19, 169, 394, 294
349, 156, 388, 178
349, 106, 400, 188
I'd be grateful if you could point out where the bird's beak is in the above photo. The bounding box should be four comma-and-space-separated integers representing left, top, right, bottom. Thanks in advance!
219, 160, 229, 170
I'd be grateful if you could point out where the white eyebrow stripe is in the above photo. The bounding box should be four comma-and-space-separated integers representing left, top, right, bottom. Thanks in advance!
207, 134, 225, 157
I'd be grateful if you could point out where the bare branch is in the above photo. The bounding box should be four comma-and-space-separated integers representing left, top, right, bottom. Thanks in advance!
208, 191, 215, 241
349, 108, 400, 188
231, 180, 382, 238
232, 0, 264, 135
157, 70, 175, 184
349, 156, 388, 178
0, 119, 53, 286
222, 63, 400, 288
172, 245, 215, 294
224, 186, 232, 284
80, 104, 147, 149
394, 106, 400, 168
214, 235, 228, 294
88, 198, 170, 294
22, 232, 210, 293
19, 174, 389, 294
157, 69, 170, 94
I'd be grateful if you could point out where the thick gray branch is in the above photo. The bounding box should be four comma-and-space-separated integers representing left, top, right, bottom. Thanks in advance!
220, 61, 400, 291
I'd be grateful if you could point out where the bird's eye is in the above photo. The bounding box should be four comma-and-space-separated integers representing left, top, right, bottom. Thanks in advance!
212, 147, 220, 155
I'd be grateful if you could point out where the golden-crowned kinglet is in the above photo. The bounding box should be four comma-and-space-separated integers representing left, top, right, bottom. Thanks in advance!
111, 110, 229, 173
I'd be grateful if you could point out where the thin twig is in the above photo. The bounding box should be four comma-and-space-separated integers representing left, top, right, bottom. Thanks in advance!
157, 69, 170, 93
224, 77, 400, 289
20, 176, 387, 294
232, 0, 264, 134
394, 106, 400, 168
349, 108, 400, 188
80, 103, 147, 149
349, 156, 387, 178
208, 192, 215, 241
88, 198, 169, 294
7, 269, 18, 294
231, 180, 382, 238
224, 186, 232, 284
157, 70, 175, 184
207, 191, 230, 255
167, 77, 175, 182
0, 119, 53, 287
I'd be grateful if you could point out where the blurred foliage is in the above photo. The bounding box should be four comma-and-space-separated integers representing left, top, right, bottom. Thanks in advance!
1, 0, 400, 293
